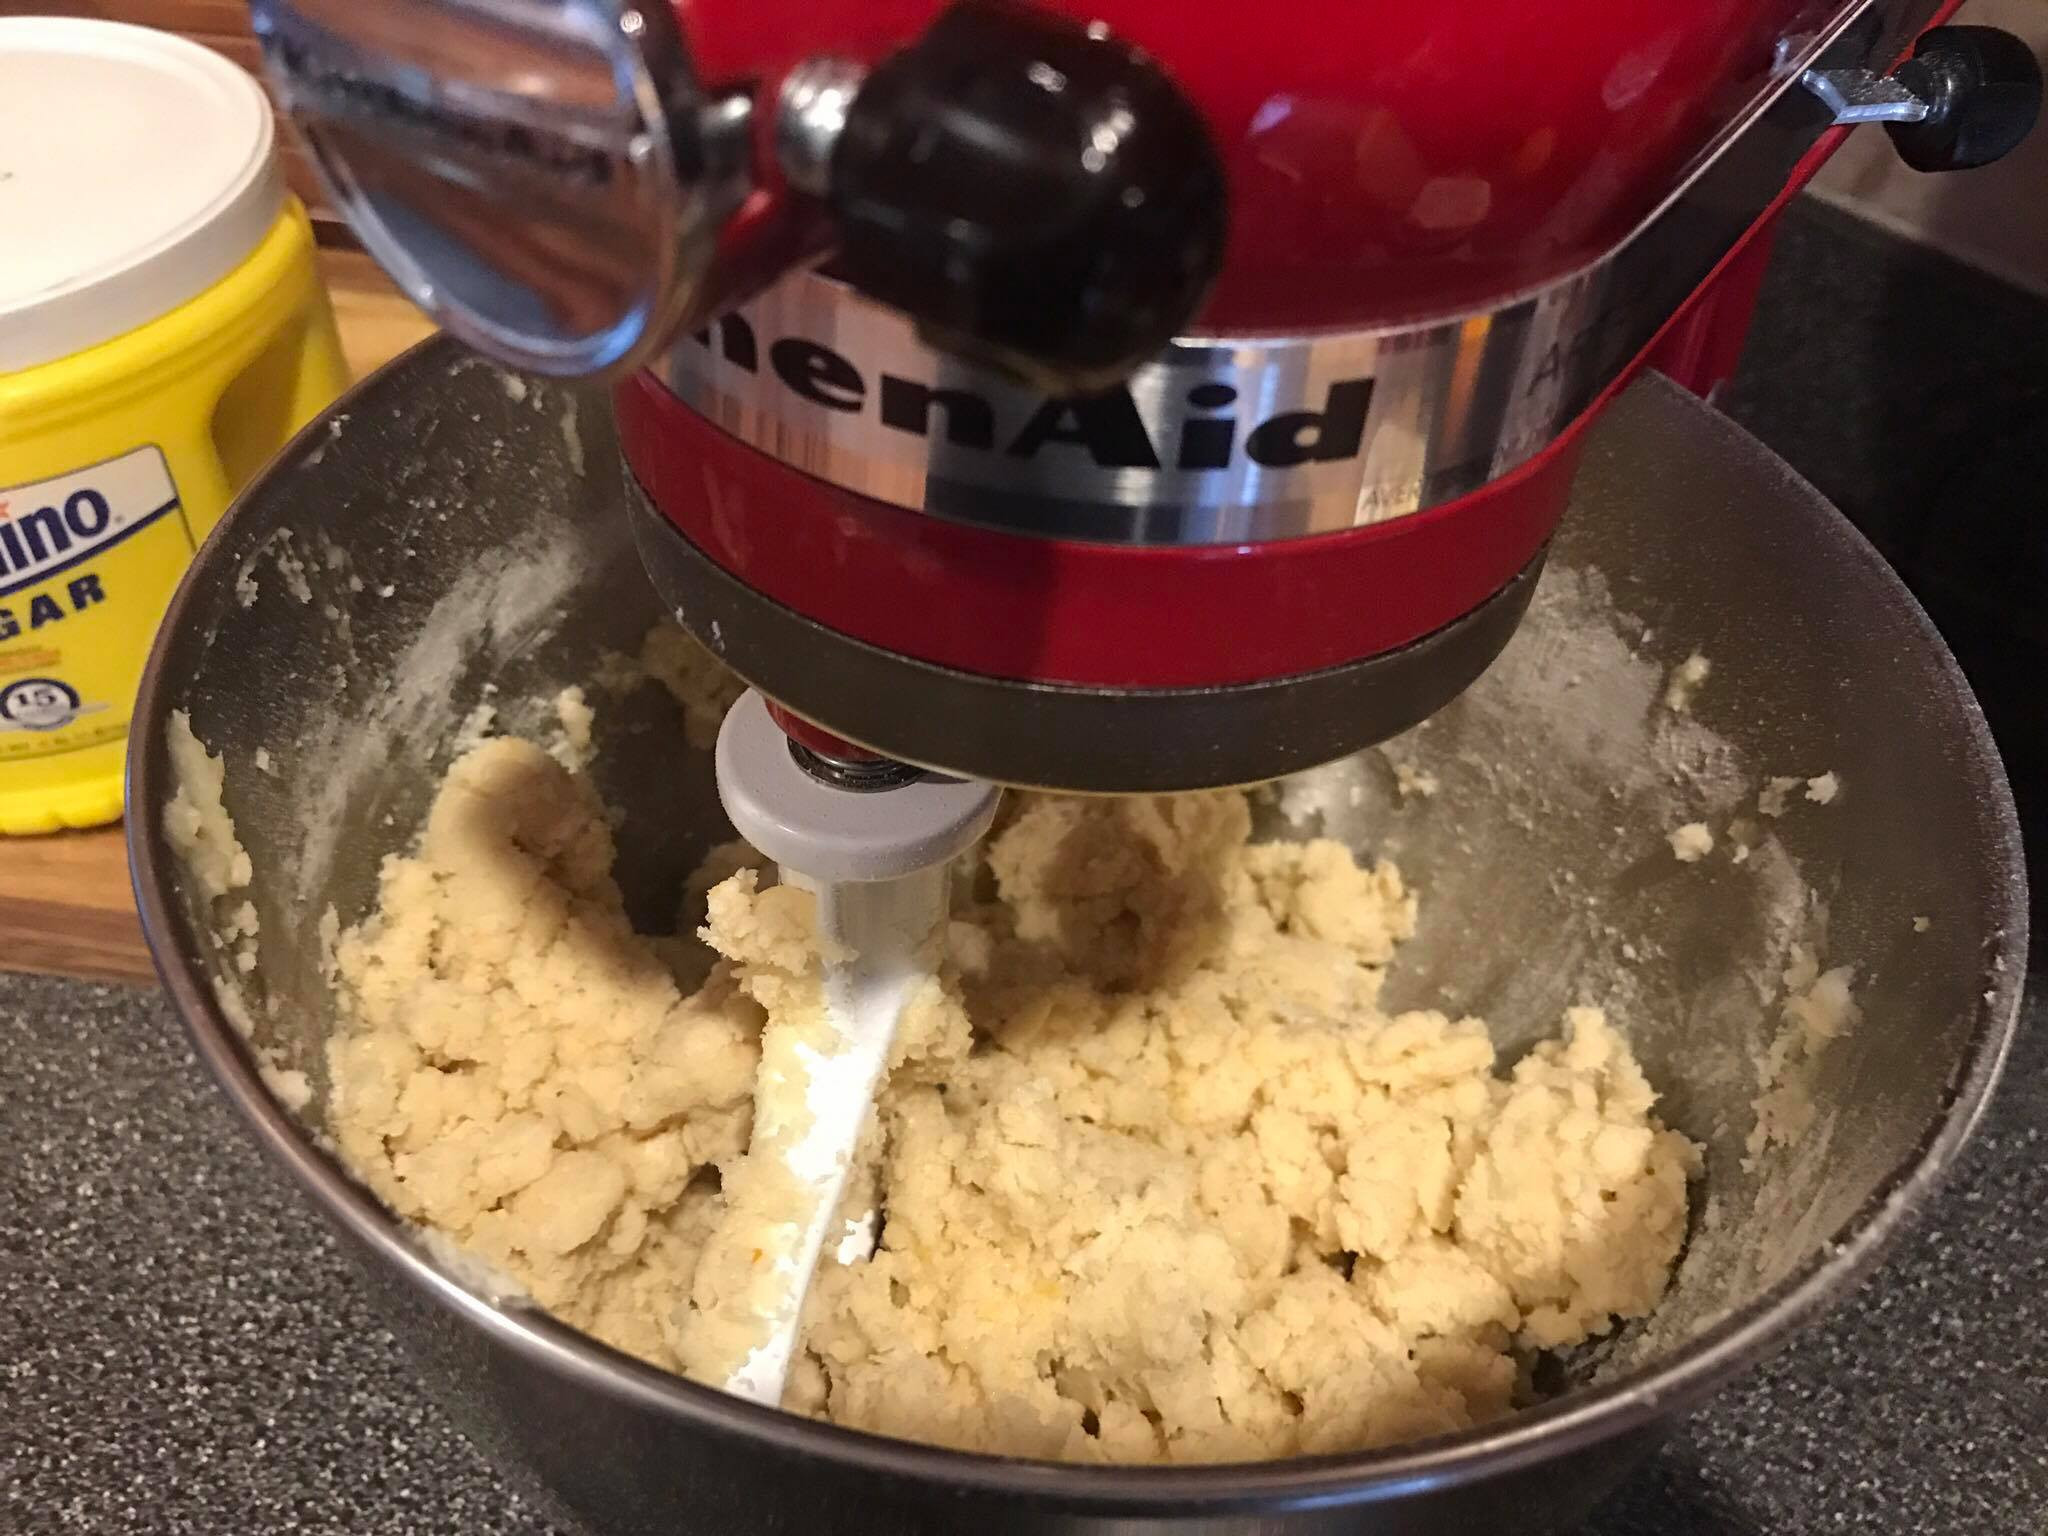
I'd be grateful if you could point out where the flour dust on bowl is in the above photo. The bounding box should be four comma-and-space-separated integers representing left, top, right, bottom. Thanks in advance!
129, 339, 2025, 1536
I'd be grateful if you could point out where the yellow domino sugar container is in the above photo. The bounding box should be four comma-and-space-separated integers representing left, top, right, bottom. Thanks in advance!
0, 17, 347, 834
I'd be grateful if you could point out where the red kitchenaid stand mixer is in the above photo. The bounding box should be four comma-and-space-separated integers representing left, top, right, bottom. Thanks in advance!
252, 0, 2039, 798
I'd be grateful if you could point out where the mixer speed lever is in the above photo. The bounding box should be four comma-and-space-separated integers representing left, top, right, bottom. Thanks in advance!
1802, 26, 2041, 171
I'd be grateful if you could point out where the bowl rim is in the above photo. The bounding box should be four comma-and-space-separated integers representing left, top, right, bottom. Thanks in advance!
127, 342, 2031, 1512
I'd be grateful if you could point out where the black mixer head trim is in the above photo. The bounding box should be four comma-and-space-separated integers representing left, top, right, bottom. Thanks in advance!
626, 473, 1543, 793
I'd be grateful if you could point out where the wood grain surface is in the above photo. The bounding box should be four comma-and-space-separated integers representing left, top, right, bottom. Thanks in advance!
325, 249, 438, 379
0, 253, 432, 985
0, 829, 158, 985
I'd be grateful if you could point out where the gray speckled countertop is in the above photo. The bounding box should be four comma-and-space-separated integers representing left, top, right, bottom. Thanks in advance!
3, 968, 2042, 1534
7, 197, 2048, 1534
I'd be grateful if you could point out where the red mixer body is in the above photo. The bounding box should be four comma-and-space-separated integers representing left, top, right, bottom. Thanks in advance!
615, 149, 1807, 695
681, 0, 1843, 329
607, 0, 1958, 786
619, 369, 1577, 691
251, 0, 2003, 785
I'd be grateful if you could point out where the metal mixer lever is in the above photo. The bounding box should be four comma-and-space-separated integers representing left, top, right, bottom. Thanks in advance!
1801, 25, 2042, 171
251, 0, 1224, 392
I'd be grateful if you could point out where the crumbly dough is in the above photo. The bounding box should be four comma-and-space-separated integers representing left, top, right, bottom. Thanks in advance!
1667, 822, 1715, 863
166, 710, 255, 906
329, 732, 1699, 1465
329, 739, 763, 1366
165, 712, 303, 1107
1393, 762, 1440, 801
1663, 653, 1711, 713
550, 685, 595, 771
1746, 944, 1859, 1164
1758, 770, 1841, 817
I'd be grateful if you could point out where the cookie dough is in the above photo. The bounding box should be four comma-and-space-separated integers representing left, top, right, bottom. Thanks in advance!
328, 714, 1699, 1465
1663, 652, 1711, 713
1667, 822, 1715, 862
329, 738, 763, 1367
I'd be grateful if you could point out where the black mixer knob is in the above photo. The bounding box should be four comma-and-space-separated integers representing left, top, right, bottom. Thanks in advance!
1885, 26, 2043, 172
799, 1, 1228, 394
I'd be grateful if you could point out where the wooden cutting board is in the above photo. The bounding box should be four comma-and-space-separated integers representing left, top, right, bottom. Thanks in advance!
0, 249, 433, 986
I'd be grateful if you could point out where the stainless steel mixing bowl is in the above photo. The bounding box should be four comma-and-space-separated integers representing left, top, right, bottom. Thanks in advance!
129, 338, 2027, 1535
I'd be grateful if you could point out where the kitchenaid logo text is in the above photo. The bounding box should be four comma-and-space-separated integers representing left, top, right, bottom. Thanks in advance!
0, 448, 182, 600
685, 315, 1377, 473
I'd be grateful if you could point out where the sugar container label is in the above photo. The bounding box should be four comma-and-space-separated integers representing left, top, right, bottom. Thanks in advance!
0, 446, 195, 758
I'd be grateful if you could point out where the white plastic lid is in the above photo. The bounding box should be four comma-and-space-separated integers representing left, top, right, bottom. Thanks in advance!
0, 18, 283, 373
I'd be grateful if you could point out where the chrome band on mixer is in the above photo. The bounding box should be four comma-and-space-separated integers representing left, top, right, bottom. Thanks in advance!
655, 0, 1936, 547
662, 272, 1582, 544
